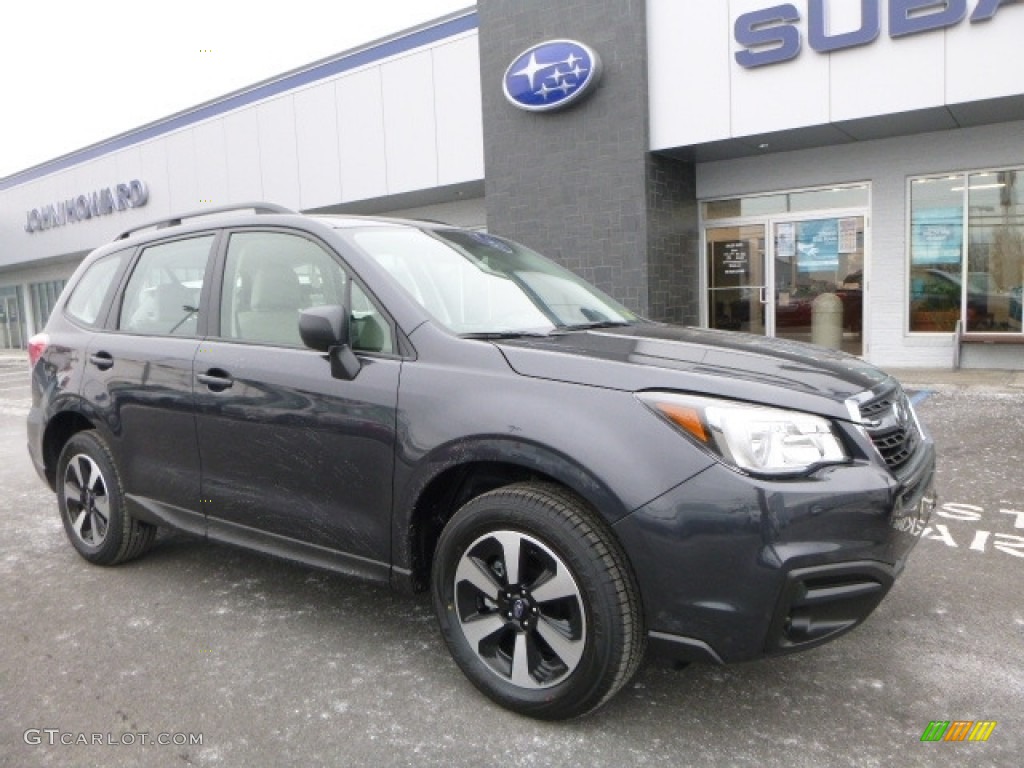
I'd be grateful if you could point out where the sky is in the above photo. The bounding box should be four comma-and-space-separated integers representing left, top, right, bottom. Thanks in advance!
0, 0, 472, 179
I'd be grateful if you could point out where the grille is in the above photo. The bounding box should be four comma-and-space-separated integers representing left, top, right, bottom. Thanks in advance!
862, 392, 919, 473
858, 397, 892, 420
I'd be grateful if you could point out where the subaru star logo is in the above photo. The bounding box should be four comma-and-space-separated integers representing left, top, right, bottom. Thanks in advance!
503, 39, 602, 113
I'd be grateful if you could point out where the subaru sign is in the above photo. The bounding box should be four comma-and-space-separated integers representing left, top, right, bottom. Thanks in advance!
735, 0, 1014, 68
503, 40, 602, 112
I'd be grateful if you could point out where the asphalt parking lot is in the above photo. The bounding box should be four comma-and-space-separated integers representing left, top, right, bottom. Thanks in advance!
1, 353, 1021, 768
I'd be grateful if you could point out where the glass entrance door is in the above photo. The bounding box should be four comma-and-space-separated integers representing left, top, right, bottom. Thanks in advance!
772, 217, 864, 355
706, 225, 766, 335
706, 218, 864, 354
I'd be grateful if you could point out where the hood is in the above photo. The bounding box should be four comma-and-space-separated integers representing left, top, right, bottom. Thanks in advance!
495, 324, 897, 418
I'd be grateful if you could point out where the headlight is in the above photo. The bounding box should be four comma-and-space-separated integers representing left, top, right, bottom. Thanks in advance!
637, 392, 849, 476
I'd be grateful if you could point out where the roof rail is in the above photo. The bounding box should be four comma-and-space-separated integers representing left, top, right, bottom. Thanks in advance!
115, 202, 295, 240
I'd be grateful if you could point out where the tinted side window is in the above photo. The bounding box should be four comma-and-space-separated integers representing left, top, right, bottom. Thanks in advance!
119, 236, 214, 336
220, 231, 393, 353
65, 251, 128, 327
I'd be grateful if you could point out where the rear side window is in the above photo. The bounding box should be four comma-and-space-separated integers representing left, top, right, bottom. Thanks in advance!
119, 236, 214, 336
65, 251, 129, 327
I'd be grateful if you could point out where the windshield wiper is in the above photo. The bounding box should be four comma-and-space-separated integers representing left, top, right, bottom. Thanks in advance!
560, 320, 634, 331
459, 330, 559, 340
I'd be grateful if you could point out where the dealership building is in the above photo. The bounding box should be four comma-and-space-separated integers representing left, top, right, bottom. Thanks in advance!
2, 0, 1022, 368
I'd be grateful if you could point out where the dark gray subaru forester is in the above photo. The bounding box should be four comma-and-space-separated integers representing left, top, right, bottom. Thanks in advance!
28, 203, 936, 719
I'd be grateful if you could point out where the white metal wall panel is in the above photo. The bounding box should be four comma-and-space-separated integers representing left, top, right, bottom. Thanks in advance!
433, 36, 485, 186
729, 0, 830, 136
139, 139, 173, 222
946, 9, 1024, 105
336, 67, 389, 203
257, 97, 301, 208
164, 130, 198, 215
223, 109, 264, 203
25, 173, 70, 259
1, 178, 51, 263
294, 83, 343, 210
70, 153, 141, 245
647, 0, 731, 148
194, 120, 230, 210
112, 144, 162, 235
381, 51, 439, 195
829, 11, 946, 121
1, 25, 484, 272
648, 0, 1024, 150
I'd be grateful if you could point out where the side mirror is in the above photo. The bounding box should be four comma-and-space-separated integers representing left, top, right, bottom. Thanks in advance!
299, 305, 361, 380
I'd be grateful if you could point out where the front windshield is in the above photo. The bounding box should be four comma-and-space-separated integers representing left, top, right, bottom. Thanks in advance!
342, 227, 638, 335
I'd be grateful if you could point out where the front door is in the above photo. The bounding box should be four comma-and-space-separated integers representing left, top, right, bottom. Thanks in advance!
193, 229, 400, 573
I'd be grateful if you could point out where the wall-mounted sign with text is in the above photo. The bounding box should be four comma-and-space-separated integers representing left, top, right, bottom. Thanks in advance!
25, 180, 149, 234
735, 0, 1012, 68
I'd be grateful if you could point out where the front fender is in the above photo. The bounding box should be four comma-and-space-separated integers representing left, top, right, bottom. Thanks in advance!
401, 432, 630, 521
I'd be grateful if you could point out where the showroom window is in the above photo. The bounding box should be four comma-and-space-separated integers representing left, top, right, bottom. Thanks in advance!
29, 279, 67, 334
909, 169, 1023, 334
1, 285, 27, 349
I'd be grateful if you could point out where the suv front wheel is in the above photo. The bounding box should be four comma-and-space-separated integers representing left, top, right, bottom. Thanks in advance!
432, 482, 645, 720
56, 431, 156, 565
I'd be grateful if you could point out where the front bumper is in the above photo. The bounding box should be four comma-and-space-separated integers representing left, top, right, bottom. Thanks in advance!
614, 439, 936, 664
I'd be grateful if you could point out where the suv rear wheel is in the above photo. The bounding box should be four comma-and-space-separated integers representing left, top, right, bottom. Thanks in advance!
57, 431, 156, 565
432, 482, 645, 719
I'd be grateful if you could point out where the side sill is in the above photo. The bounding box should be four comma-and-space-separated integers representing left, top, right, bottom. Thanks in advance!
206, 516, 392, 585
126, 494, 206, 536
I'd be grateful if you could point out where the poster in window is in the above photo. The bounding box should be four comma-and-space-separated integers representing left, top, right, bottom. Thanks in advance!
838, 217, 859, 254
710, 241, 750, 288
776, 222, 796, 260
911, 207, 963, 265
795, 219, 839, 271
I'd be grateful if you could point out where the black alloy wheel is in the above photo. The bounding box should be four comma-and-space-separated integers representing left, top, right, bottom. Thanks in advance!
56, 431, 156, 565
433, 482, 645, 720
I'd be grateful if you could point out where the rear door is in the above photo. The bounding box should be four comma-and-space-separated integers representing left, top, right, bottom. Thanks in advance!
83, 233, 218, 534
193, 229, 400, 573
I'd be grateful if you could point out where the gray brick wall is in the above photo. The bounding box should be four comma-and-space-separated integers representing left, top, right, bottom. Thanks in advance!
646, 154, 699, 324
477, 0, 699, 322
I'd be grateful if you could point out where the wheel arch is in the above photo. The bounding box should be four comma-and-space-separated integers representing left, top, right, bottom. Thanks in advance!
41, 409, 96, 490
395, 437, 632, 593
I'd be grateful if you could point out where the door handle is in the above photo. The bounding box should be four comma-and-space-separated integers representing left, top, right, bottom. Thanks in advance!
196, 369, 234, 391
88, 351, 114, 370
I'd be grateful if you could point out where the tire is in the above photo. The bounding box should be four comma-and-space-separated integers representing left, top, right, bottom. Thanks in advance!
432, 482, 645, 720
56, 431, 156, 565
